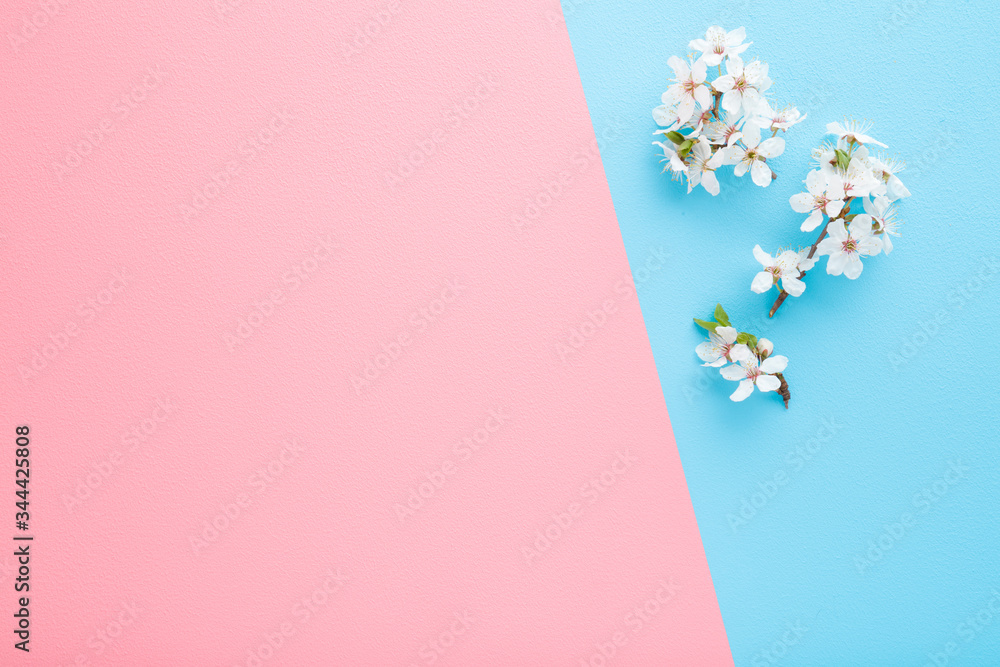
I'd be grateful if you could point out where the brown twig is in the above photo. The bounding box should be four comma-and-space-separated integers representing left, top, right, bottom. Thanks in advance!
768, 198, 855, 318
775, 372, 790, 409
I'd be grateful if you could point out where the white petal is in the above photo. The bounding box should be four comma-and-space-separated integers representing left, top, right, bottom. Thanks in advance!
751, 271, 774, 293
825, 199, 844, 217
759, 355, 788, 374
695, 341, 719, 362
730, 379, 755, 401
756, 374, 781, 392
826, 251, 848, 276
849, 215, 873, 239
805, 169, 827, 196
667, 56, 689, 79
756, 137, 785, 158
721, 364, 747, 381
690, 59, 707, 83
729, 344, 752, 362
883, 234, 893, 255
713, 75, 735, 93
752, 244, 773, 267
721, 89, 742, 114
801, 209, 824, 232
843, 254, 864, 279
716, 326, 738, 344
781, 274, 806, 297
701, 170, 720, 196
751, 160, 772, 187
887, 174, 910, 200
789, 193, 815, 214
827, 219, 848, 241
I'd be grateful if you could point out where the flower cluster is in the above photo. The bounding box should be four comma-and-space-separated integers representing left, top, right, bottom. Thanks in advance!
652, 26, 804, 195
752, 119, 911, 317
695, 304, 790, 407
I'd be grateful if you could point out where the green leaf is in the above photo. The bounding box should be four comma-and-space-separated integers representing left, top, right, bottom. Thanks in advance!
736, 333, 749, 344
714, 303, 730, 327
666, 131, 685, 145
693, 318, 718, 332
746, 334, 758, 350
834, 148, 851, 172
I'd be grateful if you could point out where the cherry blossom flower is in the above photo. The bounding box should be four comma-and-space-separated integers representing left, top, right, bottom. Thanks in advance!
751, 245, 806, 296
863, 195, 901, 254
687, 139, 726, 195
789, 170, 845, 232
705, 110, 746, 146
816, 218, 883, 279
665, 56, 711, 124
696, 326, 751, 367
827, 119, 887, 148
712, 56, 768, 115
721, 355, 788, 401
689, 26, 751, 66
835, 156, 882, 199
755, 338, 774, 358
726, 122, 785, 187
651, 140, 687, 174
866, 153, 911, 201
755, 100, 806, 131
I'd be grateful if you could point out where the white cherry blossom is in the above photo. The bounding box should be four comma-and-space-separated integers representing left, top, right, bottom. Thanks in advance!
789, 170, 845, 232
688, 139, 726, 195
827, 119, 887, 148
721, 355, 788, 401
696, 326, 751, 367
712, 56, 767, 115
751, 245, 806, 296
863, 195, 900, 254
726, 122, 785, 187
665, 56, 711, 124
652, 140, 687, 174
816, 218, 883, 279
689, 26, 751, 66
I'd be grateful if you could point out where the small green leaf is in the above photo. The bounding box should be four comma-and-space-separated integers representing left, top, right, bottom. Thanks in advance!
666, 131, 685, 145
746, 334, 758, 350
714, 303, 730, 327
834, 148, 851, 172
693, 318, 718, 332
736, 333, 749, 344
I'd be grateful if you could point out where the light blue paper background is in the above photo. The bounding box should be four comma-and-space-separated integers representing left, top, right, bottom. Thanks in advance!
562, 0, 1000, 663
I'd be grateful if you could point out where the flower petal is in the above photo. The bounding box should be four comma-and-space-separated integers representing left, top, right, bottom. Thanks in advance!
751, 270, 774, 293
751, 160, 772, 187
730, 379, 755, 401
826, 251, 848, 276
843, 254, 864, 279
756, 137, 785, 158
790, 193, 815, 214
720, 364, 746, 381
759, 355, 788, 373
756, 374, 781, 392
781, 274, 806, 297
753, 244, 773, 266
801, 209, 824, 232
716, 326, 738, 344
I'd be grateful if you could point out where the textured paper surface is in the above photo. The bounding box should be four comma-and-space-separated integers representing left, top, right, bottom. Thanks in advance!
0, 0, 731, 663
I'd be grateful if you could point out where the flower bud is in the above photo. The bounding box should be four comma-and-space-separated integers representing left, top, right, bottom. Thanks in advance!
756, 338, 773, 358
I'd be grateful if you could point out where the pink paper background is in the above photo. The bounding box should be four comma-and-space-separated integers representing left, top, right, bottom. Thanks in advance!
0, 0, 731, 664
